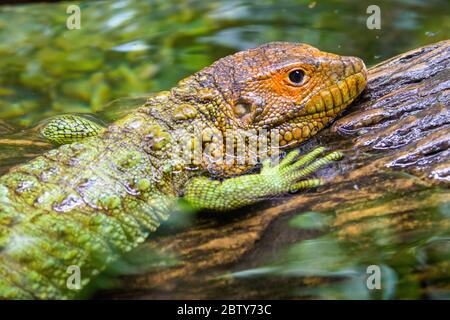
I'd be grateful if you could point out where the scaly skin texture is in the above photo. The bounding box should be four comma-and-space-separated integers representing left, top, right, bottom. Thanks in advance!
40, 115, 104, 145
0, 42, 366, 299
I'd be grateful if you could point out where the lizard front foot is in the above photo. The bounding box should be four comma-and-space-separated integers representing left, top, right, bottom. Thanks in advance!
184, 147, 343, 211
260, 147, 344, 193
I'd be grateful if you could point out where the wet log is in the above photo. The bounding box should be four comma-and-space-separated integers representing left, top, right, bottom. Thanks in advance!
97, 40, 450, 299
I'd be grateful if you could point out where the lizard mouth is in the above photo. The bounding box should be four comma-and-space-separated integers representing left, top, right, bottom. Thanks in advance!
300, 69, 367, 118
278, 68, 367, 146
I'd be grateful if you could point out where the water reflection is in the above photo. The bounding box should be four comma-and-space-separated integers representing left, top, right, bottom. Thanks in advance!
232, 188, 450, 299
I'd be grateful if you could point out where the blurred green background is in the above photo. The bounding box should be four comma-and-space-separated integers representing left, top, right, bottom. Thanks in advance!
0, 0, 448, 126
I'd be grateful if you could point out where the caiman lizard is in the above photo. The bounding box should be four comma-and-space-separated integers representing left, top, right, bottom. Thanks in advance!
0, 42, 366, 299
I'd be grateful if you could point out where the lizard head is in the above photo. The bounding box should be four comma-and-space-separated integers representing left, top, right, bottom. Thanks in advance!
194, 42, 367, 149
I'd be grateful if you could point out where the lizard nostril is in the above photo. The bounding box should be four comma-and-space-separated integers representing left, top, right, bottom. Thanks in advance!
339, 56, 366, 78
352, 57, 365, 73
350, 57, 365, 74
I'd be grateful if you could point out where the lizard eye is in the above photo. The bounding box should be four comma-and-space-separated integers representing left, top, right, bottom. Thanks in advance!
288, 69, 305, 85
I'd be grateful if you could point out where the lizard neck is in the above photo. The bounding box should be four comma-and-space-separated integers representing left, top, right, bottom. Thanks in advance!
131, 75, 275, 186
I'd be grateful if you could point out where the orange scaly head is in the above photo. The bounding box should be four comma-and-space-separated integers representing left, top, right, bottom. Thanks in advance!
195, 42, 367, 148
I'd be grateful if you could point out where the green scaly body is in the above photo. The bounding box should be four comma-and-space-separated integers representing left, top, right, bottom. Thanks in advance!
0, 42, 367, 299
